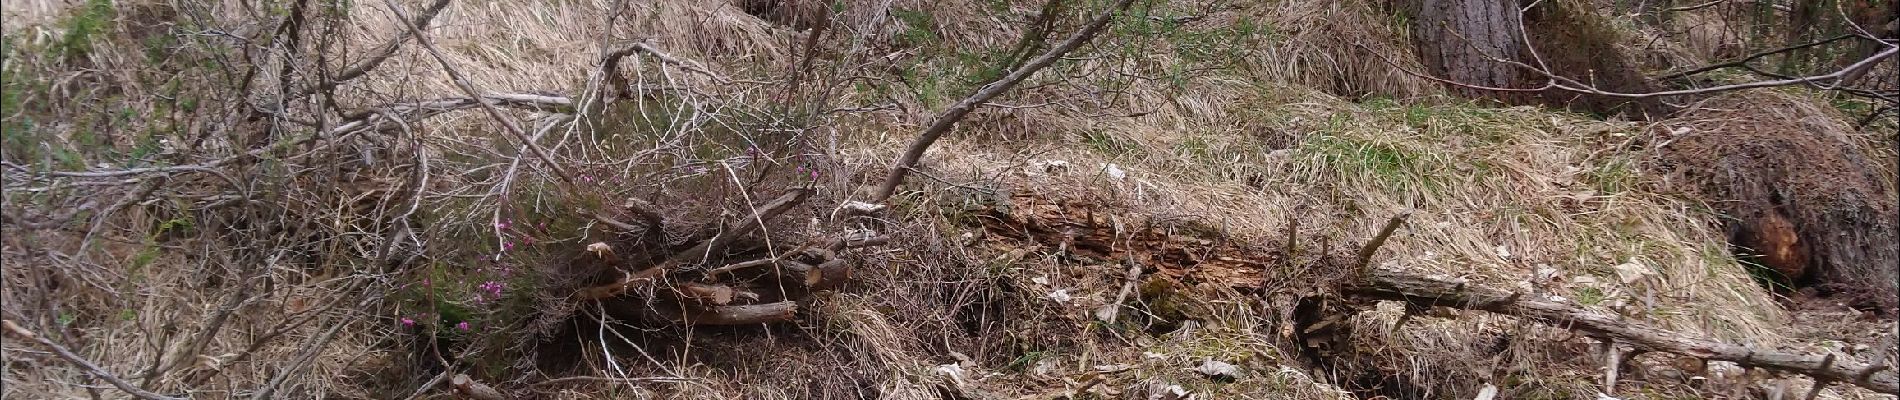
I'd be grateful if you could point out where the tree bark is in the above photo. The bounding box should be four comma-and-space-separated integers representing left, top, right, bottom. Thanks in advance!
1411, 0, 1528, 101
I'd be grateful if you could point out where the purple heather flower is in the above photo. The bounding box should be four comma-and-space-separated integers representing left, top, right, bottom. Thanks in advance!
400, 317, 416, 327
456, 322, 470, 331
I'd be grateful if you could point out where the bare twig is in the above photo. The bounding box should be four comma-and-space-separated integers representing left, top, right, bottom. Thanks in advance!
1094, 257, 1143, 323
870, 0, 1138, 203
379, 0, 580, 187
307, 0, 453, 93
248, 313, 354, 400
1653, 34, 1860, 81
602, 41, 736, 85
2, 320, 185, 400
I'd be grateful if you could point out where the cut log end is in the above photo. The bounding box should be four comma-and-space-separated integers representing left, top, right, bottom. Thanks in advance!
451, 374, 507, 400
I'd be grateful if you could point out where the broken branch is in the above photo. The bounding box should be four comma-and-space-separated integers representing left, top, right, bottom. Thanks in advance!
640, 301, 799, 326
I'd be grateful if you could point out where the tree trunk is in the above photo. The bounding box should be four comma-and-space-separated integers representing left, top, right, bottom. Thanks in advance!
1408, 0, 1674, 118
1411, 0, 1529, 101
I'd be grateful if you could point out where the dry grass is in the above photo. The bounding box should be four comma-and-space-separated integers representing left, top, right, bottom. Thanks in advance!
3, 0, 1891, 399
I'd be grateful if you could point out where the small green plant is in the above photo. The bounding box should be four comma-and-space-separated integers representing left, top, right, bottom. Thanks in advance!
1080, 130, 1138, 156
892, 9, 939, 49
58, 0, 116, 59
1303, 134, 1435, 190
1573, 286, 1606, 305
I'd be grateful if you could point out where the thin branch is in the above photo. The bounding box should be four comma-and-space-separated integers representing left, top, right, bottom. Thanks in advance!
869, 0, 1138, 203
1653, 33, 1860, 81
1665, 0, 1728, 12
379, 0, 580, 187
305, 0, 453, 94
601, 41, 736, 85
2, 320, 185, 400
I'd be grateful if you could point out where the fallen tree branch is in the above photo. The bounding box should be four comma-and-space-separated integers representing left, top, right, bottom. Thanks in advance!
1341, 269, 1900, 394
2, 320, 185, 400
602, 41, 734, 86
1652, 33, 1860, 81
638, 301, 799, 326
572, 267, 667, 301
2, 92, 572, 180
1094, 258, 1142, 323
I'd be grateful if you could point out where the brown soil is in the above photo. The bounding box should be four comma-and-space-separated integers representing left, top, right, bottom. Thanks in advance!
1650, 92, 1899, 315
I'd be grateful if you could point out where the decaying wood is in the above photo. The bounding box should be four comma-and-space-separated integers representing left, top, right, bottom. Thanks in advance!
639, 301, 800, 326
572, 267, 667, 301
451, 373, 507, 400
679, 283, 737, 305
803, 257, 851, 291
1341, 269, 1900, 394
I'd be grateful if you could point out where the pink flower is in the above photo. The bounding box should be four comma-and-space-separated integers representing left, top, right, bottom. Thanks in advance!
400, 317, 416, 327
479, 281, 505, 298
496, 220, 511, 230
456, 322, 470, 331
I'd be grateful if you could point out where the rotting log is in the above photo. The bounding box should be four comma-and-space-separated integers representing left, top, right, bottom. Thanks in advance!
1341, 268, 1900, 394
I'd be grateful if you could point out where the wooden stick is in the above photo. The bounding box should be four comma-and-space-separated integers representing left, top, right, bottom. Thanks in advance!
1353, 213, 1410, 280
1095, 259, 1143, 323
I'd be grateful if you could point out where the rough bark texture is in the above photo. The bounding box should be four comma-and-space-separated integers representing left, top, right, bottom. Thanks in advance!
1411, 0, 1528, 101
1408, 0, 1673, 118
